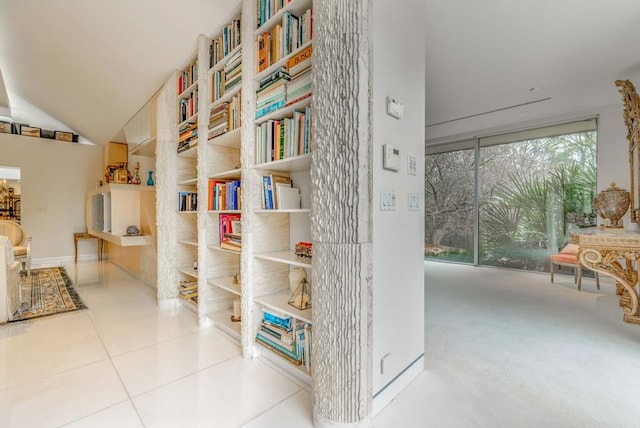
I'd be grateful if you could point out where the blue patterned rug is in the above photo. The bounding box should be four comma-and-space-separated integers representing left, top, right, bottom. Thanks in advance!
10, 267, 87, 322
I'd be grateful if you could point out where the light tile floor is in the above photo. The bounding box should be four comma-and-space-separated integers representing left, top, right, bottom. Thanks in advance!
0, 262, 315, 427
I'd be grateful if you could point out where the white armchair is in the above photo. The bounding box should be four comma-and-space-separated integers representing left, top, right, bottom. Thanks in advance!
0, 236, 22, 323
0, 220, 31, 275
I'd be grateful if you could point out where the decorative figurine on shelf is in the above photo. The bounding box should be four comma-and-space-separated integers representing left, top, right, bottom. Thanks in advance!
231, 299, 241, 322
147, 170, 155, 186
132, 162, 141, 185
288, 278, 311, 310
232, 272, 239, 285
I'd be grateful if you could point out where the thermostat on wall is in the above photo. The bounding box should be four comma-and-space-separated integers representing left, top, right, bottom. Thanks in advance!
383, 144, 401, 172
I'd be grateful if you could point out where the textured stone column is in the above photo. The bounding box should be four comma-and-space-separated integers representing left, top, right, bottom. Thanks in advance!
155, 74, 179, 304
311, 0, 373, 426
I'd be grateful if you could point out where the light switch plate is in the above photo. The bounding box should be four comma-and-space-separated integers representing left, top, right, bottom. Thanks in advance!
381, 190, 396, 211
408, 192, 420, 211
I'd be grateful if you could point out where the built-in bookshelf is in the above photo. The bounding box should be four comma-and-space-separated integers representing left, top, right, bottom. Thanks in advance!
158, 0, 314, 381
250, 0, 314, 377
204, 6, 245, 338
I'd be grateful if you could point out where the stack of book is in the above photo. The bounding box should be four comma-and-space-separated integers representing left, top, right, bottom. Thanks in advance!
219, 213, 241, 252
179, 280, 198, 304
178, 191, 198, 212
211, 49, 242, 103
224, 48, 242, 94
255, 307, 312, 371
178, 59, 198, 95
208, 103, 229, 140
178, 121, 198, 153
208, 179, 242, 211
255, 105, 312, 163
256, 68, 290, 119
179, 87, 198, 123
285, 67, 311, 106
210, 18, 241, 68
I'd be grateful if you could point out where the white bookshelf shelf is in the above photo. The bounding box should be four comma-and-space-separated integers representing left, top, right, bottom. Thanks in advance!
208, 209, 242, 214
209, 44, 242, 74
178, 81, 198, 100
177, 265, 198, 279
255, 208, 310, 214
208, 276, 241, 296
210, 168, 241, 180
254, 153, 311, 172
208, 127, 241, 148
129, 136, 157, 157
177, 210, 198, 214
255, 290, 312, 324
254, 251, 312, 269
179, 177, 198, 186
209, 308, 241, 340
177, 144, 198, 158
208, 245, 241, 255
209, 85, 242, 111
179, 240, 198, 247
255, 340, 312, 383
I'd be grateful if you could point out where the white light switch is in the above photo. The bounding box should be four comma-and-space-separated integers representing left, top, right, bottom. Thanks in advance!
381, 190, 396, 211
408, 193, 420, 211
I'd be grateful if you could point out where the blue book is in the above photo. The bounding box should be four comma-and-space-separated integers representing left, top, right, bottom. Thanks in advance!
262, 309, 291, 330
256, 99, 286, 119
256, 332, 300, 361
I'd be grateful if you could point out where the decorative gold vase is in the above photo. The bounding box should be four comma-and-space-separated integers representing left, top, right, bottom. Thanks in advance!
594, 182, 630, 228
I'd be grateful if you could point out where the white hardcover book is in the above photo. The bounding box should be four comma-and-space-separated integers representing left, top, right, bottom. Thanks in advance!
277, 185, 301, 209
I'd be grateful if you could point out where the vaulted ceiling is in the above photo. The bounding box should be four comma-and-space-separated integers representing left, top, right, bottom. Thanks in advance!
1, 1, 640, 146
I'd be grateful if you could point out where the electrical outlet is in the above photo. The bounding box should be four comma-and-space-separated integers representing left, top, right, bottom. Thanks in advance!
381, 190, 396, 211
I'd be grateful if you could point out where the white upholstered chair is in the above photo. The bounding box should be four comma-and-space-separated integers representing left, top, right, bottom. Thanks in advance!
0, 220, 31, 276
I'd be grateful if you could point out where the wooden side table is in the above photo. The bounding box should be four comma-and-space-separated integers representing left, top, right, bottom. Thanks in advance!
74, 232, 103, 262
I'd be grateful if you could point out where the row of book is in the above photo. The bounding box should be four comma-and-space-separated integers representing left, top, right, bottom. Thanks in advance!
256, 105, 312, 164
256, 0, 293, 29
219, 213, 241, 252
178, 59, 198, 95
255, 307, 312, 371
208, 93, 242, 141
256, 9, 312, 73
208, 179, 242, 211
178, 121, 198, 153
256, 62, 311, 119
212, 48, 242, 103
179, 280, 198, 302
178, 191, 198, 212
210, 18, 241, 68
261, 174, 301, 210
178, 88, 198, 123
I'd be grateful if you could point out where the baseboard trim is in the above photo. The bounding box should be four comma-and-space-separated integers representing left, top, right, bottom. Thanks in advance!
32, 254, 100, 268
372, 354, 424, 416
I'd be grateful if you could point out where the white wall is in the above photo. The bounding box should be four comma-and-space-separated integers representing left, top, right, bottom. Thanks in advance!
0, 133, 102, 261
372, 0, 426, 398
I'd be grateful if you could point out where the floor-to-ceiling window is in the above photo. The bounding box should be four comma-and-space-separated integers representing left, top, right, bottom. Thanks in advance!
425, 141, 475, 263
425, 119, 597, 272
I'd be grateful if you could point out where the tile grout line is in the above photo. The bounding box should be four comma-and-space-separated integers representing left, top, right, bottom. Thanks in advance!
238, 388, 306, 427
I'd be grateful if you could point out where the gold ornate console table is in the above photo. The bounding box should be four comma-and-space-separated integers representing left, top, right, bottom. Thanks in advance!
575, 230, 640, 324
